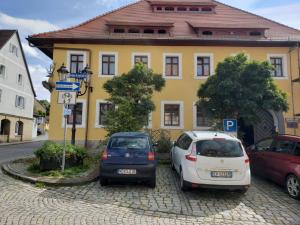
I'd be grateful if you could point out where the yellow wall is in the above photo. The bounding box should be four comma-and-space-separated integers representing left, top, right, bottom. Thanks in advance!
48, 44, 300, 143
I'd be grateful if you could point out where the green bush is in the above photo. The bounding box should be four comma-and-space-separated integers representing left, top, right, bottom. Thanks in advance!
156, 133, 173, 153
34, 141, 87, 160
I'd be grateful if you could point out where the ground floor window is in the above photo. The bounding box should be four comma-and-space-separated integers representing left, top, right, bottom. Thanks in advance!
67, 103, 83, 125
98, 102, 114, 126
196, 105, 212, 127
161, 101, 183, 129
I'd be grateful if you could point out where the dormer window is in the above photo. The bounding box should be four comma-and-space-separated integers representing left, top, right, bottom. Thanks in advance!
202, 31, 213, 35
113, 28, 125, 33
250, 31, 262, 36
158, 29, 167, 34
144, 29, 155, 34
165, 7, 174, 11
128, 28, 140, 33
202, 7, 212, 12
157, 6, 162, 11
177, 7, 187, 11
189, 7, 199, 12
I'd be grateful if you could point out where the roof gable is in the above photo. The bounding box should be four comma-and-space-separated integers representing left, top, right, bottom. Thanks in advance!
0, 30, 15, 50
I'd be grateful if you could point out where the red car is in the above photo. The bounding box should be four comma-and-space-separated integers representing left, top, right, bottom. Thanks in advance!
246, 135, 300, 199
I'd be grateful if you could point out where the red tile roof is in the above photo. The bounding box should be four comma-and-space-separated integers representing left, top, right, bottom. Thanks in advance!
28, 0, 300, 46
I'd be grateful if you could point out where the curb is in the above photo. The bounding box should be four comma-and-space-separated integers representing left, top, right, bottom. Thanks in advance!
1, 161, 99, 187
0, 140, 42, 147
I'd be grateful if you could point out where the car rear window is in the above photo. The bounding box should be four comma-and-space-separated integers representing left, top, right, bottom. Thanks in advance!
109, 137, 149, 150
196, 139, 244, 158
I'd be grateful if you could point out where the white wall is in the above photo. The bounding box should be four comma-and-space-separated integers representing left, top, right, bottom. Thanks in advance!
0, 33, 34, 119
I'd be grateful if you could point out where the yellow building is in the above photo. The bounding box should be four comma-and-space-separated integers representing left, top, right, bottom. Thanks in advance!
28, 0, 300, 147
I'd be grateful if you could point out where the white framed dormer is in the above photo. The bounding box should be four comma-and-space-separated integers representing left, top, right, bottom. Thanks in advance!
131, 52, 151, 68
192, 101, 211, 130
99, 52, 118, 77
95, 99, 115, 128
194, 53, 214, 79
161, 100, 184, 129
163, 53, 182, 79
62, 99, 86, 129
66, 50, 87, 73
267, 54, 288, 80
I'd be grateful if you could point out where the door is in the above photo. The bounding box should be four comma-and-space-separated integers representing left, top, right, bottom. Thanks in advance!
267, 139, 296, 184
249, 138, 274, 176
173, 134, 192, 172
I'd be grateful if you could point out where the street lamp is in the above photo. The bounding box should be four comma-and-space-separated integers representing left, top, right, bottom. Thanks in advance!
57, 63, 93, 146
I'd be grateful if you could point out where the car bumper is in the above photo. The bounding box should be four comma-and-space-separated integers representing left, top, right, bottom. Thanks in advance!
100, 163, 156, 180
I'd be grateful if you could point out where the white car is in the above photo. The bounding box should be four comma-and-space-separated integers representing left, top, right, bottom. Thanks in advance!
171, 131, 251, 192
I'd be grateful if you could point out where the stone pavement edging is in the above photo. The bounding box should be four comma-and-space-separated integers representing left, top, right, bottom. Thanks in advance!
0, 140, 40, 147
1, 158, 99, 187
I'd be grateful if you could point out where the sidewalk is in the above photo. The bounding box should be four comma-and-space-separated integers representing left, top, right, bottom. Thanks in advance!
0, 133, 48, 147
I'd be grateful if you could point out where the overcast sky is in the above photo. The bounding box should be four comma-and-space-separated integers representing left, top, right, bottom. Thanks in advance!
0, 0, 299, 101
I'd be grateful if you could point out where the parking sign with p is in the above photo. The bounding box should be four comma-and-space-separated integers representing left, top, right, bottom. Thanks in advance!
223, 119, 237, 133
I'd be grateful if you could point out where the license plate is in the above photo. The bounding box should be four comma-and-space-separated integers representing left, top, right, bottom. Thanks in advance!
211, 171, 232, 178
118, 169, 137, 175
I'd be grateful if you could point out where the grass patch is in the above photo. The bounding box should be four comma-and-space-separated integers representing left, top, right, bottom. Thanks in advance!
35, 182, 46, 188
27, 156, 98, 178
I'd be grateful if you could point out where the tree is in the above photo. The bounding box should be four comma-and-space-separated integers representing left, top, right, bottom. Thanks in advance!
197, 53, 288, 128
103, 63, 165, 136
38, 100, 50, 116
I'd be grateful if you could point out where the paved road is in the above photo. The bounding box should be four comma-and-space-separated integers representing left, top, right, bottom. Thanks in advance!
0, 141, 43, 164
0, 142, 300, 225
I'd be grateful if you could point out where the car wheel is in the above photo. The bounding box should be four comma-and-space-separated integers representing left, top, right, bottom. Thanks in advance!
100, 177, 108, 186
148, 174, 156, 188
180, 169, 188, 191
286, 174, 300, 199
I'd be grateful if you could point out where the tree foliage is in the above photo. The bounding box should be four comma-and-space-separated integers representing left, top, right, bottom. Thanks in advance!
103, 64, 165, 136
197, 53, 288, 126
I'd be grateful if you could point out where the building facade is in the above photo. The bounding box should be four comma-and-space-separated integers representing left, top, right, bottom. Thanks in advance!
28, 0, 300, 146
0, 30, 36, 143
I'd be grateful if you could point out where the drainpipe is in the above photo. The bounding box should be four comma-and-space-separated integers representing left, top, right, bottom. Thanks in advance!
28, 44, 92, 148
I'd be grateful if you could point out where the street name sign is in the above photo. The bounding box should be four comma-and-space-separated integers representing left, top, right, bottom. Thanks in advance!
58, 92, 77, 105
69, 73, 88, 80
55, 81, 80, 92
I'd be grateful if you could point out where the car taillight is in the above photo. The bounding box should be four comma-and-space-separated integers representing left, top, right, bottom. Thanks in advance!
185, 143, 197, 162
101, 149, 108, 160
148, 152, 155, 161
245, 159, 250, 164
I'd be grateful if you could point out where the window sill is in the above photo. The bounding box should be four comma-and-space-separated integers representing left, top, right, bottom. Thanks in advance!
161, 125, 184, 130
194, 76, 210, 80
163, 76, 182, 80
193, 126, 211, 130
273, 76, 288, 80
98, 74, 116, 78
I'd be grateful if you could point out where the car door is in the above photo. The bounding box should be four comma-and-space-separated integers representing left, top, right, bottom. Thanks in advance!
173, 134, 185, 172
173, 134, 192, 172
266, 138, 296, 185
249, 138, 274, 176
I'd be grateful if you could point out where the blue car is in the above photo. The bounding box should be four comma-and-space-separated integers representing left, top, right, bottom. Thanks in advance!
100, 132, 157, 188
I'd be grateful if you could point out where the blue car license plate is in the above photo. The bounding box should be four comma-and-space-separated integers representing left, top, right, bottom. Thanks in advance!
118, 169, 137, 175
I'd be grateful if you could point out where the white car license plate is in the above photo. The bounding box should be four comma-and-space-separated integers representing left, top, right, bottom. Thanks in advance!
211, 171, 232, 178
118, 169, 137, 175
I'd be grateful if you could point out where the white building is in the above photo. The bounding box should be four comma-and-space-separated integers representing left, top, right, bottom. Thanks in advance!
0, 30, 36, 142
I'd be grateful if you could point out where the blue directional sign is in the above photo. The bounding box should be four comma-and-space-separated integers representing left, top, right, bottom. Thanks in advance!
223, 119, 237, 132
69, 73, 88, 80
56, 82, 80, 92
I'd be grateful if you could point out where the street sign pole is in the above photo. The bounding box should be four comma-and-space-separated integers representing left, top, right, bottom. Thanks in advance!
62, 104, 67, 172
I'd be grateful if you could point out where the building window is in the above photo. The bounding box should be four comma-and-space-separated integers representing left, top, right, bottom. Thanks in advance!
17, 74, 23, 85
113, 28, 125, 33
189, 7, 199, 11
202, 7, 212, 12
15, 96, 25, 109
164, 104, 180, 126
177, 7, 187, 11
9, 44, 18, 57
67, 103, 83, 125
101, 54, 116, 76
158, 29, 167, 34
128, 28, 140, 33
98, 102, 114, 126
195, 105, 212, 128
164, 55, 181, 78
15, 121, 23, 135
165, 7, 174, 11
196, 57, 210, 77
270, 57, 283, 77
250, 31, 262, 36
144, 29, 155, 34
0, 65, 5, 78
134, 55, 148, 66
156, 7, 162, 11
202, 31, 213, 35
70, 54, 84, 74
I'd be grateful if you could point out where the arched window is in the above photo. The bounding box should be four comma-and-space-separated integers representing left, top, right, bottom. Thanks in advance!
144, 29, 155, 34
128, 28, 140, 33
202, 31, 213, 35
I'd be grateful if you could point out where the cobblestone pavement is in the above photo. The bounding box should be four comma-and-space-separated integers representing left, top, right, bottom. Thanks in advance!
0, 166, 299, 225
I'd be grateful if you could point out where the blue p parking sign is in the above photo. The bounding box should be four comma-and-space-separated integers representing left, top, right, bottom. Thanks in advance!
223, 119, 237, 132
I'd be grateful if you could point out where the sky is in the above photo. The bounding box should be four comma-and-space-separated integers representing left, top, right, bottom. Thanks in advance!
0, 0, 300, 101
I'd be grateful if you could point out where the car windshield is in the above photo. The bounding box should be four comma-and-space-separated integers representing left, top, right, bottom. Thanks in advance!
196, 139, 244, 158
109, 137, 149, 150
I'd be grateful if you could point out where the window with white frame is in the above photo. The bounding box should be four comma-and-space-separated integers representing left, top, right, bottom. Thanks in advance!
96, 101, 115, 127
70, 54, 84, 74
100, 52, 118, 76
132, 53, 150, 68
194, 104, 212, 128
161, 101, 184, 129
67, 102, 83, 125
268, 54, 287, 78
15, 96, 25, 108
17, 74, 23, 85
0, 65, 5, 78
194, 53, 213, 78
9, 44, 18, 57
163, 54, 182, 79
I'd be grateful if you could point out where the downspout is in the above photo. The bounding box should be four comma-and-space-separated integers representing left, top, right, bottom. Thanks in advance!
288, 46, 296, 135
29, 44, 92, 148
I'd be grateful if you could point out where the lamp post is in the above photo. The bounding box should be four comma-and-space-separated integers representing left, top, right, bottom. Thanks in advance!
57, 64, 93, 146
